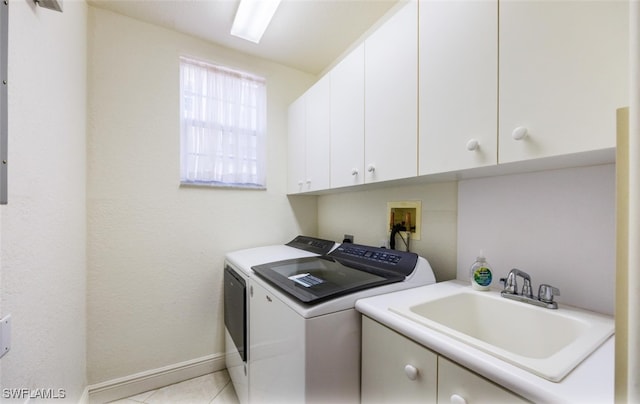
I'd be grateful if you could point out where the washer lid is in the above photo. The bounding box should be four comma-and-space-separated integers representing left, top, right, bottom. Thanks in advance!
252, 255, 404, 304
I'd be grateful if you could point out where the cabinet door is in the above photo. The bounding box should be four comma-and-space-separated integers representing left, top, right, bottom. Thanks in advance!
364, 1, 418, 183
499, 0, 629, 163
438, 357, 528, 404
287, 96, 305, 194
305, 75, 331, 192
419, 0, 497, 175
248, 280, 305, 403
361, 316, 437, 403
331, 43, 365, 189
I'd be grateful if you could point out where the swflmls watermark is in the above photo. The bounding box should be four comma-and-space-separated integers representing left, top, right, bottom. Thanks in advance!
2, 388, 67, 400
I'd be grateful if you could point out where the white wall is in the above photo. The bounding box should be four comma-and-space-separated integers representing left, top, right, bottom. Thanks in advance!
318, 163, 615, 316
86, 7, 317, 385
317, 182, 458, 282
1, 0, 87, 401
457, 164, 615, 315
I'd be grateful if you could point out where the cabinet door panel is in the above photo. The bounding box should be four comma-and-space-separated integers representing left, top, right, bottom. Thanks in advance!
419, 0, 497, 174
331, 43, 365, 188
438, 357, 529, 403
361, 316, 437, 403
287, 96, 305, 194
365, 1, 418, 183
305, 75, 331, 192
499, 0, 628, 163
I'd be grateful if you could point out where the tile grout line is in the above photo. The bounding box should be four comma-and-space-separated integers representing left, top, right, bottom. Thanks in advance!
208, 378, 232, 404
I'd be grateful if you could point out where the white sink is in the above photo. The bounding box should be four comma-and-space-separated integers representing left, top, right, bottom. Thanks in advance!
389, 289, 613, 382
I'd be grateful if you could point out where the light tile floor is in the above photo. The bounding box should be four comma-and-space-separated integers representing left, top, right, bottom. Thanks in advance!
111, 370, 239, 404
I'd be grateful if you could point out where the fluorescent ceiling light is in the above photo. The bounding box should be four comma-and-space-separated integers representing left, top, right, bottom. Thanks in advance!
231, 0, 282, 44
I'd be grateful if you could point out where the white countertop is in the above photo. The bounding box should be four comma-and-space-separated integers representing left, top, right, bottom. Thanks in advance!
355, 280, 614, 404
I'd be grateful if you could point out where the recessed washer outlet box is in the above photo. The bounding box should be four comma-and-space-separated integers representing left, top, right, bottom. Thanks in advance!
387, 201, 421, 240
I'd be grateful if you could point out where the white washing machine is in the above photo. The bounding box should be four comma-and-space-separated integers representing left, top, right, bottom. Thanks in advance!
248, 243, 436, 404
224, 236, 337, 404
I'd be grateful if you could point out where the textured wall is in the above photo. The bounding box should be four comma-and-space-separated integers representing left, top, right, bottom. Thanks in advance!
317, 182, 458, 282
1, 0, 87, 401
86, 7, 317, 384
457, 164, 615, 315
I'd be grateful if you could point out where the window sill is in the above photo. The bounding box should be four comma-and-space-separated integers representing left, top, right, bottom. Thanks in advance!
179, 181, 266, 191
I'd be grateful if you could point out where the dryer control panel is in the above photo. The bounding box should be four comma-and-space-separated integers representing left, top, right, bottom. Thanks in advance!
286, 235, 336, 255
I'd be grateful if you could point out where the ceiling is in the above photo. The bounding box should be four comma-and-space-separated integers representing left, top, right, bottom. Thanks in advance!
87, 0, 401, 76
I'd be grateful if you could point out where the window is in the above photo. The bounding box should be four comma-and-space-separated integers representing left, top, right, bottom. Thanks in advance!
180, 57, 267, 188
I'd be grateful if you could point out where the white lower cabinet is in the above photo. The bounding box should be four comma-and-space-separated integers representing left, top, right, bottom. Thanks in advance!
362, 316, 437, 403
362, 316, 529, 404
437, 356, 528, 404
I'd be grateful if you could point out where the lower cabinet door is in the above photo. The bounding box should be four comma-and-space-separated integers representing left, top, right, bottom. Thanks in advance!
361, 316, 437, 403
437, 356, 529, 404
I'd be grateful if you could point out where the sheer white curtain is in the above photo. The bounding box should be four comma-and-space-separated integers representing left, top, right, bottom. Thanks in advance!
180, 57, 267, 188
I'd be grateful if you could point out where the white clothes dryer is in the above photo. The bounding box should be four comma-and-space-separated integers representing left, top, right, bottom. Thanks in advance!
248, 243, 437, 403
223, 236, 337, 404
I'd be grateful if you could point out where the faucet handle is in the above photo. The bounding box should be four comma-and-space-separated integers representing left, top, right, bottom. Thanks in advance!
501, 268, 531, 295
500, 271, 517, 294
538, 284, 560, 303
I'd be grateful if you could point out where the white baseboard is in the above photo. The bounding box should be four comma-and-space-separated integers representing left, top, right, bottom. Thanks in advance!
87, 353, 226, 404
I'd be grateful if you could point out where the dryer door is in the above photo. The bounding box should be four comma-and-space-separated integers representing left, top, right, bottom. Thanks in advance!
224, 265, 246, 362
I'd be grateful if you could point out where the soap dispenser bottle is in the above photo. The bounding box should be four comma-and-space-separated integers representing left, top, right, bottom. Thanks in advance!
469, 251, 492, 291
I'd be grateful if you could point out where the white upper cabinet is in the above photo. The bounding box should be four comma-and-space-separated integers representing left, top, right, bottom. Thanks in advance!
287, 75, 331, 194
364, 1, 418, 183
330, 43, 365, 189
287, 96, 306, 194
419, 0, 498, 175
499, 0, 629, 163
289, 0, 627, 194
305, 75, 331, 191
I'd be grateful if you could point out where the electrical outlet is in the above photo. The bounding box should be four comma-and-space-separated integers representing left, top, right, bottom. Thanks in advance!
343, 234, 354, 243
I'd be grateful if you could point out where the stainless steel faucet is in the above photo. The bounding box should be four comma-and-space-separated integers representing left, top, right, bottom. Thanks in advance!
500, 269, 560, 309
